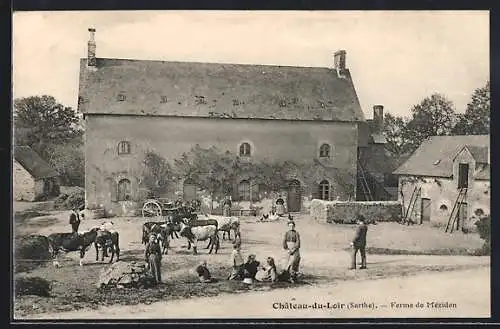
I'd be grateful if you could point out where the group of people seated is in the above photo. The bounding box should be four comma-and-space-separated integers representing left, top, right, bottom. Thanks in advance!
194, 242, 284, 284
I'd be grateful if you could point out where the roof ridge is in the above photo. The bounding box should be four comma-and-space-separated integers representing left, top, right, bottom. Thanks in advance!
82, 57, 337, 70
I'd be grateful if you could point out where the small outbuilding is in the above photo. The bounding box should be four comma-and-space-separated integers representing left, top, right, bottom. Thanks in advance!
13, 146, 60, 201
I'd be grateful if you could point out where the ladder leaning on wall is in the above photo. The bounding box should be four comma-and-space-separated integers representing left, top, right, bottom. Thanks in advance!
402, 186, 421, 225
445, 187, 468, 233
357, 161, 373, 201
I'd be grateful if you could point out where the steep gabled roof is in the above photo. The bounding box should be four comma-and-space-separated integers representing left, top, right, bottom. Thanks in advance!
462, 145, 489, 163
14, 146, 58, 179
78, 58, 365, 122
393, 135, 489, 178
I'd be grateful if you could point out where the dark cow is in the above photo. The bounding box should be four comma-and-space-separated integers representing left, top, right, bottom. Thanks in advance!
142, 222, 176, 254
47, 227, 100, 267
94, 230, 120, 263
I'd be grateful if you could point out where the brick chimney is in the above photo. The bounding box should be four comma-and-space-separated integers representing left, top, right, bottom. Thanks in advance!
87, 28, 96, 67
373, 105, 384, 133
334, 50, 347, 73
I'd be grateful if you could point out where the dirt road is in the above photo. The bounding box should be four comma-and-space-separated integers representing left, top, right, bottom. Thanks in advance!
26, 267, 489, 319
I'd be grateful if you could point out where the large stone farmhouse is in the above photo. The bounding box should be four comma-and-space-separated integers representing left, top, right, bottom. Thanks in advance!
78, 29, 386, 216
393, 135, 490, 231
13, 146, 60, 201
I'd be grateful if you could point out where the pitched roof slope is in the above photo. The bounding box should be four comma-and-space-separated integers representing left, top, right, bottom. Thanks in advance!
14, 146, 58, 179
78, 58, 365, 122
464, 145, 489, 163
393, 135, 489, 178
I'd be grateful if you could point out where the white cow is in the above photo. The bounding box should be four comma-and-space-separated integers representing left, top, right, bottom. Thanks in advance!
204, 215, 240, 241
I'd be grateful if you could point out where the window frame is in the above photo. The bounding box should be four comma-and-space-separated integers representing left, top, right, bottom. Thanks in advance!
239, 142, 252, 157
319, 180, 330, 200
319, 143, 331, 158
118, 141, 131, 155
238, 180, 251, 201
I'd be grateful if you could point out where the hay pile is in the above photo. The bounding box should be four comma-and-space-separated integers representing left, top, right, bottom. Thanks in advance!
15, 276, 52, 297
14, 235, 51, 273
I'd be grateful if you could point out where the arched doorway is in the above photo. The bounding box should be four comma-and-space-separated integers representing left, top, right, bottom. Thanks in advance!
183, 178, 197, 201
287, 179, 302, 212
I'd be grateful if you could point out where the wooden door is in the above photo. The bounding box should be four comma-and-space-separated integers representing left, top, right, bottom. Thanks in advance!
420, 198, 431, 224
183, 179, 197, 201
287, 180, 302, 212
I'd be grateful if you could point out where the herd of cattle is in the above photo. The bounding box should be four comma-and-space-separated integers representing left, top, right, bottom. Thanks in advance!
45, 206, 241, 268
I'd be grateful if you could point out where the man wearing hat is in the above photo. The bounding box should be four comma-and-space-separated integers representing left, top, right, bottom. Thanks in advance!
282, 220, 301, 283
69, 208, 81, 236
350, 215, 368, 270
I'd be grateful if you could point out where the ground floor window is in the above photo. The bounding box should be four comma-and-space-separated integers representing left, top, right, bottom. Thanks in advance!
118, 178, 131, 201
319, 180, 330, 200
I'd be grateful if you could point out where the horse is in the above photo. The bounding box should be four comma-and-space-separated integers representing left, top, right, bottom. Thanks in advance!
179, 220, 219, 255
47, 227, 100, 267
94, 230, 120, 263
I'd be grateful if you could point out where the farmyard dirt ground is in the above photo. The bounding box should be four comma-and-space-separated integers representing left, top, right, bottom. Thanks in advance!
13, 205, 490, 319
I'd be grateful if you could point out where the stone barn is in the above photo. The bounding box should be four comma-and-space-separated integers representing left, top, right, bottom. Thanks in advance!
78, 28, 384, 216
13, 146, 60, 202
393, 135, 490, 231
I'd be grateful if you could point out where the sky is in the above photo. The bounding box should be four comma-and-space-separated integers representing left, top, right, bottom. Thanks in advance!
13, 11, 489, 118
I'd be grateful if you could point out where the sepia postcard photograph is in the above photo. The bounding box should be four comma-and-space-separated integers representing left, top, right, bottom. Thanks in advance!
12, 10, 490, 320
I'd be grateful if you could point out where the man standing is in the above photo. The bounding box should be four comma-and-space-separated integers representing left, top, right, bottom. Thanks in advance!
282, 220, 301, 283
69, 209, 80, 235
222, 196, 232, 217
350, 215, 368, 270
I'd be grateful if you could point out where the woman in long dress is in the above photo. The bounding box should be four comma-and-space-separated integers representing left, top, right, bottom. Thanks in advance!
145, 234, 162, 284
255, 257, 278, 282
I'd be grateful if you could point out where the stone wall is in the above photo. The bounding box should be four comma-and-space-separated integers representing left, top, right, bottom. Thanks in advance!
13, 160, 36, 201
310, 199, 402, 224
84, 115, 359, 216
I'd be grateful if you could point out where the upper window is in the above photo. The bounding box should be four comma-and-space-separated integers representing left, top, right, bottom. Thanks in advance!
118, 141, 131, 155
239, 142, 252, 157
319, 144, 330, 158
117, 178, 131, 201
319, 180, 330, 200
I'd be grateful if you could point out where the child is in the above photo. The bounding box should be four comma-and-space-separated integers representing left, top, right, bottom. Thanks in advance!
255, 257, 278, 283
145, 233, 162, 284
228, 243, 244, 280
196, 260, 213, 283
243, 254, 260, 281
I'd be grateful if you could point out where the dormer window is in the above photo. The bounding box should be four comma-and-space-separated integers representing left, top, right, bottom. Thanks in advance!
319, 143, 330, 158
118, 141, 131, 155
239, 142, 252, 157
117, 93, 127, 102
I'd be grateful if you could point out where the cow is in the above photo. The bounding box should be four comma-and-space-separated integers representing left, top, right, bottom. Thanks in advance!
94, 230, 120, 263
203, 214, 240, 241
179, 220, 219, 255
142, 222, 174, 254
47, 227, 100, 267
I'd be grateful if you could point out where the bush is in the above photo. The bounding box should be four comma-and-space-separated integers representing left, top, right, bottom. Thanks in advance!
14, 235, 51, 273
54, 187, 85, 210
15, 276, 52, 297
474, 215, 491, 256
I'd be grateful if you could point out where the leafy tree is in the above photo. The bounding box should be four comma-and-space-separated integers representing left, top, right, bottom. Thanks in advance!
14, 95, 82, 159
45, 134, 85, 186
404, 93, 456, 154
141, 151, 173, 198
453, 81, 490, 135
252, 161, 289, 192
383, 113, 413, 157
174, 145, 240, 209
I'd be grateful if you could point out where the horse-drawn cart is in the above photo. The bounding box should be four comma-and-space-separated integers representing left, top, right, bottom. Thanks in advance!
141, 198, 200, 222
